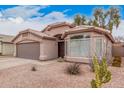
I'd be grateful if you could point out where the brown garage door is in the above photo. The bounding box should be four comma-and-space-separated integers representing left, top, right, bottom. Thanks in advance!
17, 42, 40, 60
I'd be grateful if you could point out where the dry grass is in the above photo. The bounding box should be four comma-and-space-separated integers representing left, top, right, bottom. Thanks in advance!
0, 62, 123, 88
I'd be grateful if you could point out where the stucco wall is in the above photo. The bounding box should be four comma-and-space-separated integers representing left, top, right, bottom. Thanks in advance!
39, 39, 58, 60
0, 42, 2, 54
105, 37, 112, 63
13, 32, 42, 44
65, 56, 92, 63
44, 25, 71, 36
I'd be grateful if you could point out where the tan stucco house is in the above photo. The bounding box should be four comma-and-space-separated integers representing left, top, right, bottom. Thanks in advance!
12, 22, 115, 63
0, 34, 15, 56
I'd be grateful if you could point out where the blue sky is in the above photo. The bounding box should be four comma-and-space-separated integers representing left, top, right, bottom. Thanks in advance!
0, 5, 124, 37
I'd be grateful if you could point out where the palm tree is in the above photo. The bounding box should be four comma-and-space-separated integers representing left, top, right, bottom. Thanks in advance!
106, 7, 120, 33
73, 7, 121, 34
87, 19, 93, 26
81, 15, 87, 25
93, 8, 106, 28
74, 14, 82, 26
92, 7, 120, 34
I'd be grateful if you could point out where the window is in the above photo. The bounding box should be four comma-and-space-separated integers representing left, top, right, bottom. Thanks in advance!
69, 34, 91, 57
106, 41, 112, 58
70, 35, 84, 39
95, 38, 102, 57
80, 39, 90, 57
85, 35, 90, 38
70, 39, 81, 57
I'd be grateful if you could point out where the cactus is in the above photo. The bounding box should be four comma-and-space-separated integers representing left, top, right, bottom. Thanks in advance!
91, 56, 111, 88
91, 56, 102, 88
99, 57, 111, 83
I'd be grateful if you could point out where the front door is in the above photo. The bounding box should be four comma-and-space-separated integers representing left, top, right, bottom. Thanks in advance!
58, 42, 65, 58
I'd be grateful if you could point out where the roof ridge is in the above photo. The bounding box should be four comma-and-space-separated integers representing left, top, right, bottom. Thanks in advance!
42, 22, 74, 32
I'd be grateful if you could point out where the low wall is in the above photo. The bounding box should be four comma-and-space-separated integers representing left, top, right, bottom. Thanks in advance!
112, 44, 124, 57
64, 56, 92, 64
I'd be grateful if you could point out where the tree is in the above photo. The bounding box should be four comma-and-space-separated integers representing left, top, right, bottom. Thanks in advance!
87, 19, 93, 26
74, 14, 87, 26
92, 7, 120, 33
74, 14, 82, 26
73, 7, 121, 34
106, 7, 120, 33
81, 15, 87, 25
93, 8, 107, 28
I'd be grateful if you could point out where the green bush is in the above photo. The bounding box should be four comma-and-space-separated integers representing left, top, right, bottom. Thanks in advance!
91, 56, 111, 88
66, 63, 81, 75
112, 56, 121, 67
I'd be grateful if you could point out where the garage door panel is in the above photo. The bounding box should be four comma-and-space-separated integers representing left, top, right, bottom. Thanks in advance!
17, 42, 40, 60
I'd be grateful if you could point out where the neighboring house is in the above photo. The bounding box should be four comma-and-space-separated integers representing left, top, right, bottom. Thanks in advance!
0, 34, 15, 56
112, 42, 124, 57
12, 22, 115, 63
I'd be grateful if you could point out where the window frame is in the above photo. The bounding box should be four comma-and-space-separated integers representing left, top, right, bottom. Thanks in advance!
67, 34, 91, 58
95, 37, 104, 58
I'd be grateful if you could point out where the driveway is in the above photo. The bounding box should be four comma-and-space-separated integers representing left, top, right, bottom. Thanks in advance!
0, 56, 56, 70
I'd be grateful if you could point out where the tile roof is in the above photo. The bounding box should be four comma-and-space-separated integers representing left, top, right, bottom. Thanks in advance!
62, 25, 115, 43
42, 22, 74, 32
12, 28, 56, 42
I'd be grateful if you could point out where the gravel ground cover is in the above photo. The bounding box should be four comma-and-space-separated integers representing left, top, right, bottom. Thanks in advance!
0, 62, 94, 88
0, 61, 123, 88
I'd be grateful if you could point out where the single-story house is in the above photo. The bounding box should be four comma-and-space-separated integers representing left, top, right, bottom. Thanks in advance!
12, 22, 115, 63
0, 34, 15, 56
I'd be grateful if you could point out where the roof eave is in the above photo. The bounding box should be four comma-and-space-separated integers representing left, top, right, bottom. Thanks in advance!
62, 27, 115, 43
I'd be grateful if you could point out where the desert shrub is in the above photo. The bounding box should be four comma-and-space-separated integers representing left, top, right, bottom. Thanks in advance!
31, 66, 37, 71
66, 63, 81, 75
57, 57, 64, 62
112, 56, 121, 67
91, 56, 111, 88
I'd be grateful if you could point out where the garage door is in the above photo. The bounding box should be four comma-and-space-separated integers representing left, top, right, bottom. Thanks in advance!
17, 42, 40, 60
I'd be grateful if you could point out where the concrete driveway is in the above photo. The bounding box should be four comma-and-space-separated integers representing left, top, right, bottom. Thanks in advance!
0, 56, 56, 70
